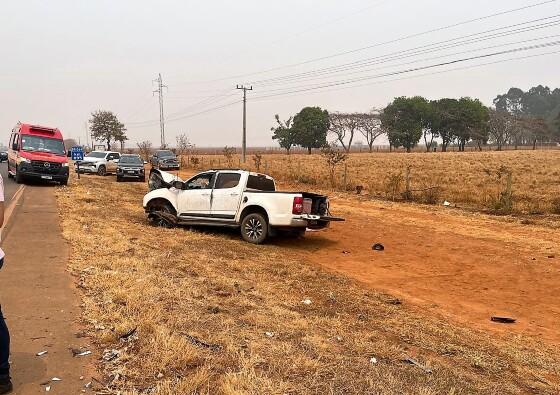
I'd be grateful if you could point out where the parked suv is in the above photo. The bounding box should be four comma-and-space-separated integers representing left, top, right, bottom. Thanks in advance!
116, 154, 146, 182
150, 150, 179, 170
75, 151, 120, 176
8, 123, 69, 185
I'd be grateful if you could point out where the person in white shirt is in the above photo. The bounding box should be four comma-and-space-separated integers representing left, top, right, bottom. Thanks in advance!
0, 174, 11, 394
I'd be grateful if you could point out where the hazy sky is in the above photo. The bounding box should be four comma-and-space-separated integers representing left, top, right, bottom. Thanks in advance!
1, 0, 559, 148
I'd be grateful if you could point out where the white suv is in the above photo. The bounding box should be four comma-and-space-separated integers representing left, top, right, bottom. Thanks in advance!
75, 151, 120, 176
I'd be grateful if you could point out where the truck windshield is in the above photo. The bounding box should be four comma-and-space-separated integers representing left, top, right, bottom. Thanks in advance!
21, 135, 65, 155
86, 152, 106, 158
120, 155, 143, 164
158, 151, 175, 157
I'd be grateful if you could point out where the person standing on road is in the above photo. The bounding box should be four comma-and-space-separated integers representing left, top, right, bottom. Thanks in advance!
0, 174, 12, 394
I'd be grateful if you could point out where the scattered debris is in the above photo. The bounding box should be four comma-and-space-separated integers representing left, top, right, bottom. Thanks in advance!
387, 298, 402, 305
443, 201, 451, 206
265, 332, 275, 338
71, 348, 92, 357
342, 250, 350, 254
94, 324, 106, 330
51, 377, 61, 382
84, 381, 92, 389
156, 372, 164, 379
404, 357, 432, 373
372, 243, 385, 251
36, 351, 48, 356
356, 185, 364, 195
119, 327, 137, 341
103, 349, 121, 361
302, 299, 312, 305
183, 334, 222, 351
335, 336, 343, 342
491, 316, 516, 324
548, 255, 555, 259
369, 356, 378, 365
45, 385, 51, 392
79, 376, 84, 380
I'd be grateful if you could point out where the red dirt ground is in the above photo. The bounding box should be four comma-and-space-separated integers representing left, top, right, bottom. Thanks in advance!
278, 196, 560, 344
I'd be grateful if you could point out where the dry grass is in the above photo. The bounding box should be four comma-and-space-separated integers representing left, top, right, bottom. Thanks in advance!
188, 150, 560, 215
55, 172, 560, 394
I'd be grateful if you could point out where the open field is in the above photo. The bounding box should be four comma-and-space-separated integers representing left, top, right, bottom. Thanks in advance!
55, 171, 560, 394
184, 150, 560, 216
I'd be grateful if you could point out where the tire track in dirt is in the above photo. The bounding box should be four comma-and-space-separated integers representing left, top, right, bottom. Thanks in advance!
277, 197, 560, 344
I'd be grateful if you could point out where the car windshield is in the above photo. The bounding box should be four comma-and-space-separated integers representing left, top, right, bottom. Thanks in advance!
21, 135, 65, 155
158, 150, 175, 157
86, 152, 106, 158
120, 155, 143, 164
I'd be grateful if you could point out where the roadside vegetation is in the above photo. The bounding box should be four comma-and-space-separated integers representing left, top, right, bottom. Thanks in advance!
56, 173, 559, 394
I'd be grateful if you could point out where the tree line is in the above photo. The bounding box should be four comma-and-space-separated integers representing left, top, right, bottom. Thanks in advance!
271, 85, 560, 153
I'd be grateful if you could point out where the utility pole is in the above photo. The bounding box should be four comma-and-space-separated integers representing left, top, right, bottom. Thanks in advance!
153, 73, 168, 148
84, 121, 90, 149
236, 84, 252, 163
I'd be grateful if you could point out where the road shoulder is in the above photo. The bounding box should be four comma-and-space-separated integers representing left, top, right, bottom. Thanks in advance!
0, 185, 93, 394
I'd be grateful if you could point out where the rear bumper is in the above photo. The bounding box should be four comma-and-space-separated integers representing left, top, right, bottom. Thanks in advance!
287, 214, 344, 230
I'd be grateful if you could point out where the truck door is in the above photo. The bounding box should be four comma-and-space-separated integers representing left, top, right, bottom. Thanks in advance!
211, 172, 242, 219
8, 132, 19, 175
177, 172, 215, 218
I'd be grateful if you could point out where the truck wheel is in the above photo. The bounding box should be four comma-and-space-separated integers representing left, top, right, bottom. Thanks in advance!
116, 176, 122, 182
15, 168, 23, 184
241, 213, 268, 244
97, 165, 106, 176
60, 178, 68, 186
148, 201, 176, 228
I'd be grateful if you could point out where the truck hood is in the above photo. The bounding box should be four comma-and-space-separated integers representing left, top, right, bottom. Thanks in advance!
19, 150, 68, 163
148, 169, 183, 191
81, 157, 104, 163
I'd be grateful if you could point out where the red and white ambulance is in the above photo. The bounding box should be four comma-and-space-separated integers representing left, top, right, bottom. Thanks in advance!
7, 123, 69, 185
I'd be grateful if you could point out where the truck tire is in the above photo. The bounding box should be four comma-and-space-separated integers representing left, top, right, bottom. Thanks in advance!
148, 200, 176, 228
97, 165, 106, 176
116, 176, 122, 182
15, 168, 23, 184
241, 213, 268, 244
60, 177, 68, 186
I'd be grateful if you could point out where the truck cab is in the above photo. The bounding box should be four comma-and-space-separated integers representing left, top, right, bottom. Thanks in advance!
7, 123, 69, 185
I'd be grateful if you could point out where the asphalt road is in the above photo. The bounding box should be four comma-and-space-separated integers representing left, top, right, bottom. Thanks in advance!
0, 162, 18, 202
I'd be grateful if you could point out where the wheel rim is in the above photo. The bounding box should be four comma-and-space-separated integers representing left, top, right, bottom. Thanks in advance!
245, 218, 263, 240
98, 167, 105, 175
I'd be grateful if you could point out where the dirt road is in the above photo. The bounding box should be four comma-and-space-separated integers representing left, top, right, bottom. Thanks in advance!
0, 177, 92, 394
279, 195, 560, 343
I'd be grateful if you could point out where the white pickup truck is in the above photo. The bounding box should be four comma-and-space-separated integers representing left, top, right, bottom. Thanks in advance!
143, 169, 343, 244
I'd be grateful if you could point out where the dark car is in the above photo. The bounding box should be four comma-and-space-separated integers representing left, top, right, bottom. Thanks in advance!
150, 150, 179, 170
116, 154, 146, 182
0, 152, 7, 162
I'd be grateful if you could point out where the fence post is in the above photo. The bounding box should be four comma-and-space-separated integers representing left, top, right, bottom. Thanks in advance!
343, 163, 348, 191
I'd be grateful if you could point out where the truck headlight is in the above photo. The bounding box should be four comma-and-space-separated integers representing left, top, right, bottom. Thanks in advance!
19, 157, 30, 163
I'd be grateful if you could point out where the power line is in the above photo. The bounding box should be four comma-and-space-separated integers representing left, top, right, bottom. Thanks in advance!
188, 0, 557, 84
249, 40, 560, 100
248, 16, 560, 87
250, 50, 560, 102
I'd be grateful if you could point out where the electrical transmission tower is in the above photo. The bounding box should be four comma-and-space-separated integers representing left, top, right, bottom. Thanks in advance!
236, 84, 252, 163
153, 73, 168, 148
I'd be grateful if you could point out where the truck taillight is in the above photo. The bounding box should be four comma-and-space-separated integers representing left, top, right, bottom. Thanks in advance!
292, 197, 304, 214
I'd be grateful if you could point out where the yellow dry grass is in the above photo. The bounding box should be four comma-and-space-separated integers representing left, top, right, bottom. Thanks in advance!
55, 171, 559, 394
188, 150, 560, 215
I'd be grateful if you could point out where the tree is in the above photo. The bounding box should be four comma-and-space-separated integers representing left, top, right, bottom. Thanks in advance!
455, 97, 489, 152
381, 97, 427, 153
519, 116, 551, 149
292, 107, 329, 154
176, 133, 194, 167
63, 139, 78, 150
329, 112, 361, 153
136, 141, 152, 161
488, 110, 518, 151
89, 110, 127, 151
271, 114, 295, 154
321, 144, 348, 189
357, 110, 385, 153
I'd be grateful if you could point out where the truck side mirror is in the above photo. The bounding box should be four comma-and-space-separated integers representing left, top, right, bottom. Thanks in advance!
171, 180, 184, 190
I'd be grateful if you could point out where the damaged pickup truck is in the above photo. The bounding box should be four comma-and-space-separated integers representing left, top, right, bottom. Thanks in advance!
143, 169, 344, 244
